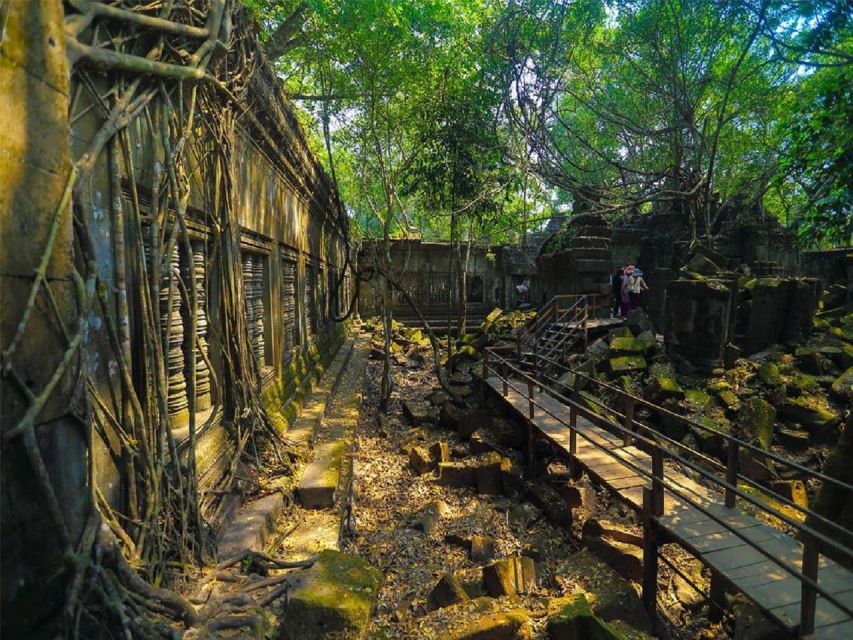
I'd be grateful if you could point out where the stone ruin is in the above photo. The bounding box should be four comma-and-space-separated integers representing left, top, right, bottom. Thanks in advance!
536, 212, 613, 311
663, 244, 822, 372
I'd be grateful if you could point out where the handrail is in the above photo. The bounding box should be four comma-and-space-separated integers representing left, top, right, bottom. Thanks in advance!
483, 354, 853, 620
532, 353, 853, 545
488, 348, 853, 559
534, 352, 853, 494
539, 302, 586, 361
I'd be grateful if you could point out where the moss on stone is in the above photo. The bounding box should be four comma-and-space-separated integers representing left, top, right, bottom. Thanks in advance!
281, 550, 381, 640
831, 367, 853, 401
757, 362, 784, 387
547, 594, 631, 640
447, 609, 533, 640
739, 397, 776, 450
716, 389, 740, 410
609, 335, 655, 356
780, 395, 839, 434
609, 356, 647, 373
684, 389, 711, 410
645, 373, 684, 403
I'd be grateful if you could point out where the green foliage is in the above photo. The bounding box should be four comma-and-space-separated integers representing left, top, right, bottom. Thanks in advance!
246, 0, 852, 247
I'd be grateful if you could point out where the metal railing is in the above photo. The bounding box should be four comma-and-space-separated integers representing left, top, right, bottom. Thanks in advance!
481, 346, 853, 636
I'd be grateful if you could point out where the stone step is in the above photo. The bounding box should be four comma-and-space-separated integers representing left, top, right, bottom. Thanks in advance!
297, 440, 346, 509
216, 492, 285, 559
286, 338, 355, 446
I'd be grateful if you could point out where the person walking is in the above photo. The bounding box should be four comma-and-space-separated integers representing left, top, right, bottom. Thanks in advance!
610, 266, 624, 318
629, 267, 649, 310
620, 265, 633, 318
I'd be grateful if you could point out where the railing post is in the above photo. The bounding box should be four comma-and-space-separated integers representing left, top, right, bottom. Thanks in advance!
583, 306, 589, 347
501, 362, 508, 396
651, 447, 664, 517
800, 535, 819, 637
642, 491, 660, 629
527, 379, 535, 419
623, 396, 635, 447
725, 441, 739, 508
568, 404, 580, 479
481, 349, 490, 405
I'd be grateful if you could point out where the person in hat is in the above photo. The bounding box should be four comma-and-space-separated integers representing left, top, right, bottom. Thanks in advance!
629, 267, 648, 310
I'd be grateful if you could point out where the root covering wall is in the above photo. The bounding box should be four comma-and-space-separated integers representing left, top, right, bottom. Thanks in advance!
0, 2, 351, 636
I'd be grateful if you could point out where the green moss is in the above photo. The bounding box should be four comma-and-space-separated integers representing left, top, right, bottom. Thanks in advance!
281, 550, 381, 640
831, 367, 853, 401
448, 609, 532, 640
780, 395, 839, 433
717, 389, 740, 410
547, 594, 632, 640
786, 371, 819, 396
645, 373, 685, 403
758, 362, 784, 387
685, 389, 711, 410
609, 356, 647, 372
609, 335, 655, 356
740, 397, 776, 449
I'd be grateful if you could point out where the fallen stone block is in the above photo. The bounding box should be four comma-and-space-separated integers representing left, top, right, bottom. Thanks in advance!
476, 453, 509, 495
412, 500, 450, 535
586, 537, 643, 583
280, 550, 381, 640
547, 593, 638, 640
437, 462, 477, 489
470, 535, 497, 562
430, 573, 469, 609
526, 481, 572, 529
403, 400, 433, 426
428, 440, 450, 465
409, 445, 434, 475
581, 518, 643, 547
297, 441, 344, 509
482, 559, 517, 597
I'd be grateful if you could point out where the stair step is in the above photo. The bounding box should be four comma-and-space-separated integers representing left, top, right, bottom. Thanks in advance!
217, 493, 285, 559
298, 441, 345, 509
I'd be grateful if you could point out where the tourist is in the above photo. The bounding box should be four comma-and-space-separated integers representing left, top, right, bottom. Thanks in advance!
610, 266, 624, 318
629, 267, 649, 309
620, 265, 633, 318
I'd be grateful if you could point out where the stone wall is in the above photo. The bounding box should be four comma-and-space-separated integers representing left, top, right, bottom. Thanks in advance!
1, 4, 350, 635
802, 248, 853, 305
357, 240, 537, 322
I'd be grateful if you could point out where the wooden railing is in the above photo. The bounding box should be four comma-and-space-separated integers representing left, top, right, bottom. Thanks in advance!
481, 346, 853, 635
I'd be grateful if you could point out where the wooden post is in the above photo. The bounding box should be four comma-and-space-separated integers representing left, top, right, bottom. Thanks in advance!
481, 348, 490, 405
502, 362, 508, 396
725, 441, 739, 508
709, 571, 726, 623
651, 448, 664, 517
583, 307, 589, 347
527, 379, 535, 419
569, 406, 577, 455
623, 396, 635, 446
800, 535, 819, 637
642, 489, 659, 628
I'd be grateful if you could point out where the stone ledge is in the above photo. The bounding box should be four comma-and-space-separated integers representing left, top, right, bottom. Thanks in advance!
216, 492, 285, 559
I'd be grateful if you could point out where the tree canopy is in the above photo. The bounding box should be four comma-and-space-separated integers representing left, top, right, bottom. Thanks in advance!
246, 0, 852, 248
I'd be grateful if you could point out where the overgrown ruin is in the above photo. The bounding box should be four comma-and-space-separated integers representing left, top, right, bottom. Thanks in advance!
2, 2, 852, 640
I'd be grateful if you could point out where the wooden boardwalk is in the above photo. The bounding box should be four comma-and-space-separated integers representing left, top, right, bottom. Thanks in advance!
488, 376, 853, 639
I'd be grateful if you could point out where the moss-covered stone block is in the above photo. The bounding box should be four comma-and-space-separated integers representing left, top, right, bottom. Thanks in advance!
739, 397, 776, 450
547, 593, 632, 640
757, 362, 784, 387
609, 356, 647, 373
448, 609, 532, 640
830, 367, 853, 402
645, 373, 684, 404
280, 550, 381, 640
780, 395, 839, 435
609, 335, 655, 357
